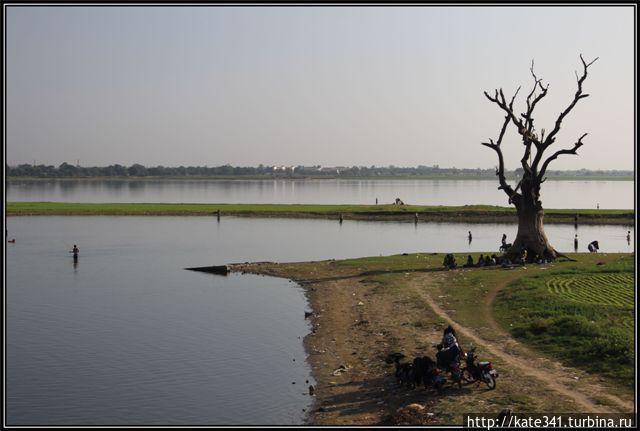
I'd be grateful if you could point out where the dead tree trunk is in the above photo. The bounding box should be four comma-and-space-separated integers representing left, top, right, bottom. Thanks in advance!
482, 55, 597, 261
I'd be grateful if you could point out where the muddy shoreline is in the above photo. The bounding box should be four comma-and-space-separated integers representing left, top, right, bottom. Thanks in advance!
230, 260, 443, 425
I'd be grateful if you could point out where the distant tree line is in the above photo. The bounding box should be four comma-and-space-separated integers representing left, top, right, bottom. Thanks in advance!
6, 162, 632, 179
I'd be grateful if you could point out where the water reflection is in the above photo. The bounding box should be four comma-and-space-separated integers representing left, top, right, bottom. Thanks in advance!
7, 179, 634, 209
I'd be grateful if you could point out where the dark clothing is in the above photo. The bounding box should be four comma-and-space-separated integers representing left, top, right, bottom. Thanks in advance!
436, 344, 460, 370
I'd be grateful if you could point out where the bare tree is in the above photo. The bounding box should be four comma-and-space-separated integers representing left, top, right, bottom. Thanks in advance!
482, 55, 598, 261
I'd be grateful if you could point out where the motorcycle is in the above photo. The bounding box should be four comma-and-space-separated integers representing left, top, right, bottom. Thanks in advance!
462, 347, 498, 390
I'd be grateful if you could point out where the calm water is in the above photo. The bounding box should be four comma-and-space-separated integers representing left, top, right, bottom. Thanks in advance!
6, 216, 634, 425
7, 178, 635, 209
6, 217, 315, 426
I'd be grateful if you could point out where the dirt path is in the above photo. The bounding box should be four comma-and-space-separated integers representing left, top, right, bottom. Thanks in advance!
410, 275, 634, 413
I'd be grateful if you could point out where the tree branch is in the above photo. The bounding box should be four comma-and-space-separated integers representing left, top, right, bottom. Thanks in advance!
531, 55, 597, 173
523, 59, 548, 135
480, 115, 518, 200
538, 133, 588, 180
542, 54, 598, 148
484, 86, 523, 131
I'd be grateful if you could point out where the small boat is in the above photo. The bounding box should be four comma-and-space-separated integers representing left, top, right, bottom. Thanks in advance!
185, 265, 229, 275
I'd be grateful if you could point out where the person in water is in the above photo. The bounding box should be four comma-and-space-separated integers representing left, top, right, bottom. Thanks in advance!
574, 234, 579, 252
627, 231, 631, 244
71, 245, 79, 259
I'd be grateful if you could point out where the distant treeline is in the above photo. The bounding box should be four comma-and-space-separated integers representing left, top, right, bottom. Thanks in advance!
6, 163, 633, 179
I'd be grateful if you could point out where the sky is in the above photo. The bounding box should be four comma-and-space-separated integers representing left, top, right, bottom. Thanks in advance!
5, 6, 635, 170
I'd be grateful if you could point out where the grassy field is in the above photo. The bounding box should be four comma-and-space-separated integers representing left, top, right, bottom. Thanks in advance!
6, 201, 633, 224
493, 254, 634, 386
339, 252, 635, 388
419, 253, 634, 386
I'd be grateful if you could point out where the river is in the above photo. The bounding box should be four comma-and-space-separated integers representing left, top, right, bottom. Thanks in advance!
7, 178, 635, 209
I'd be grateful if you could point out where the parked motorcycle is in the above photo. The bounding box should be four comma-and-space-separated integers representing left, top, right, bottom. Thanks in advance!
462, 347, 498, 389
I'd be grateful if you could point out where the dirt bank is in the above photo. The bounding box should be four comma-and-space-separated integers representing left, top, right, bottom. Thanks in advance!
229, 255, 634, 425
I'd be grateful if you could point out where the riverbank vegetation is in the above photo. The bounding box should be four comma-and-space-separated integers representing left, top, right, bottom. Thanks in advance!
6, 202, 633, 225
7, 163, 633, 180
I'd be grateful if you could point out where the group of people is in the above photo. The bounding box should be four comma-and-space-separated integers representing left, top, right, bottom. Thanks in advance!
464, 254, 499, 267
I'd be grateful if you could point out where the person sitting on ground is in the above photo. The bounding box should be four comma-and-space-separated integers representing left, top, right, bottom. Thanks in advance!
477, 254, 485, 267
588, 240, 599, 253
490, 254, 498, 266
501, 256, 511, 268
516, 249, 527, 265
464, 255, 474, 267
443, 253, 457, 269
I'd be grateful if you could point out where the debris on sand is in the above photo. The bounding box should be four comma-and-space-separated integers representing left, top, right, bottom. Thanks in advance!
332, 364, 350, 376
380, 403, 437, 425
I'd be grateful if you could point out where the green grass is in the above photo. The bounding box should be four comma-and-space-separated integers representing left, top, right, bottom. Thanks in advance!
6, 201, 633, 223
493, 254, 635, 387
546, 273, 634, 307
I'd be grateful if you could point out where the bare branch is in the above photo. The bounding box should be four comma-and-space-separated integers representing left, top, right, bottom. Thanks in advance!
480, 114, 519, 200
543, 55, 598, 147
531, 55, 597, 173
484, 87, 523, 130
538, 133, 588, 180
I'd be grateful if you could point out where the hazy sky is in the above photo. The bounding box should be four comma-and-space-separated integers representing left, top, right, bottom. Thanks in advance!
5, 6, 635, 169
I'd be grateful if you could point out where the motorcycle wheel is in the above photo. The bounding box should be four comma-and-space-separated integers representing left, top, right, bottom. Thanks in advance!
462, 369, 475, 383
484, 373, 496, 390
